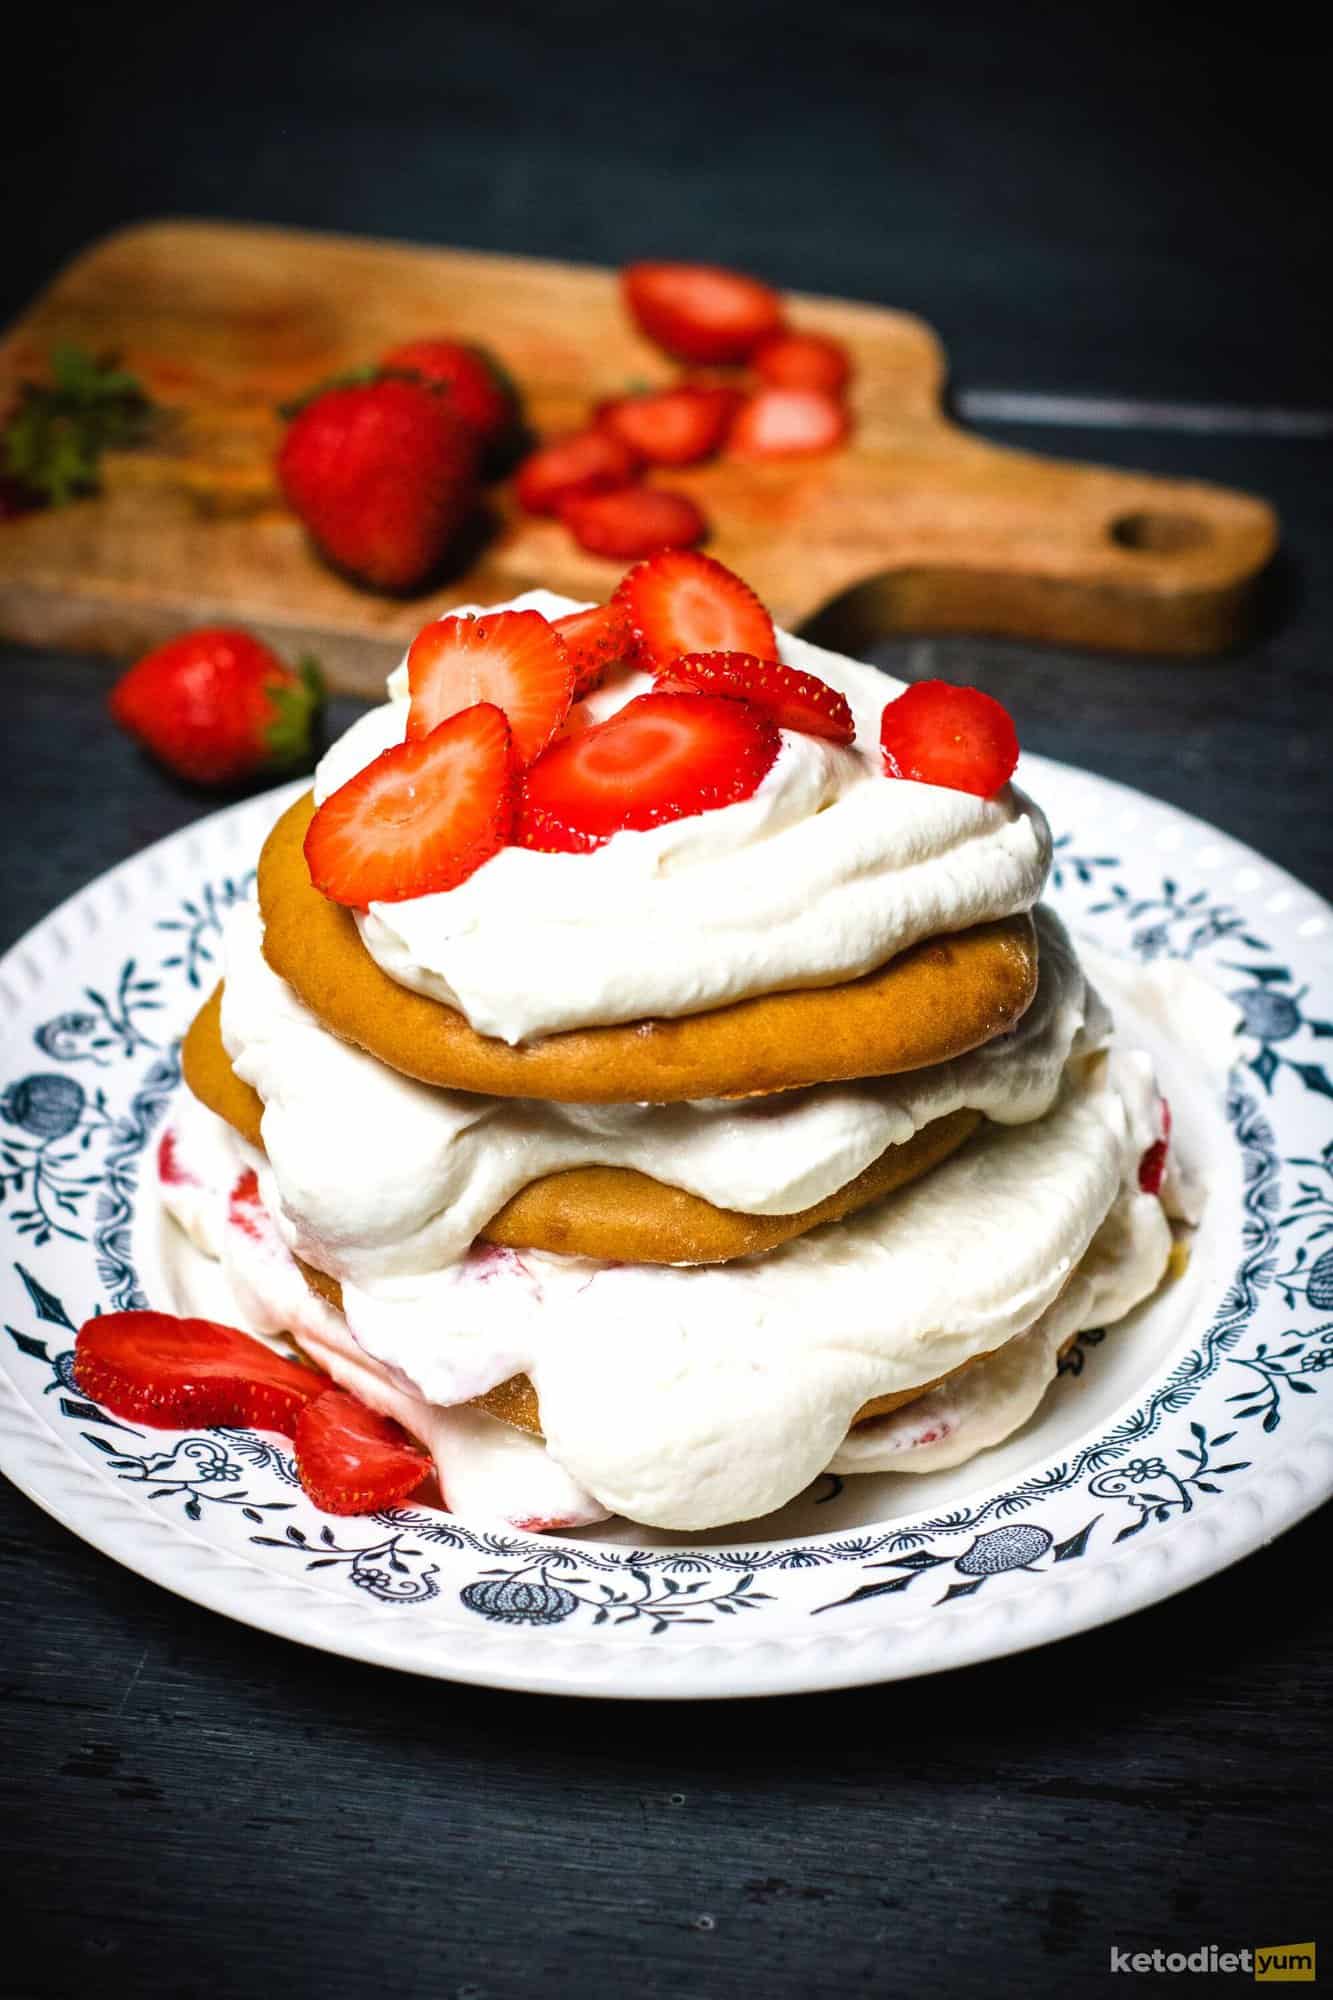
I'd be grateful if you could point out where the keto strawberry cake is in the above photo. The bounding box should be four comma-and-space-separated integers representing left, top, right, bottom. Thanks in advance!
79, 552, 1194, 1531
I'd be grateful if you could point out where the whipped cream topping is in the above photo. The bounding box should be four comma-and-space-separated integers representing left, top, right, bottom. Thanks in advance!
828, 1179, 1171, 1475
158, 1077, 1168, 1526
158, 1101, 609, 1532
255, 1035, 1167, 1529
221, 898, 1106, 1276
311, 590, 1052, 1043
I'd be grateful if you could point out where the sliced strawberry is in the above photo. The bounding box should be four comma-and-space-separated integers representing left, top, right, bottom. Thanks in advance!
406, 609, 573, 765
753, 331, 852, 396
514, 428, 640, 515
305, 702, 516, 906
559, 486, 706, 561
622, 262, 784, 363
613, 549, 777, 673
74, 1310, 328, 1435
1139, 1098, 1173, 1195
660, 651, 854, 746
294, 1387, 430, 1516
553, 601, 635, 695
879, 680, 1020, 798
597, 384, 739, 466
728, 386, 849, 458
517, 691, 779, 852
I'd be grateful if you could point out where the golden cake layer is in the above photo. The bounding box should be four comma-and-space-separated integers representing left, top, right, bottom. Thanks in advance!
183, 992, 983, 1265
257, 793, 1039, 1103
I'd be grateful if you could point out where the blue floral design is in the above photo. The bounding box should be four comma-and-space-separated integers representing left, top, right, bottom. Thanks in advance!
1088, 1423, 1250, 1541
1086, 873, 1269, 962
156, 875, 253, 989
33, 958, 162, 1066
0, 1074, 115, 1245
814, 1517, 1099, 1613
1223, 963, 1333, 1101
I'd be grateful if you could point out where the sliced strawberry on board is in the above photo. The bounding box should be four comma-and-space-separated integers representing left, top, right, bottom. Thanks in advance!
559, 486, 706, 560
879, 680, 1020, 798
728, 386, 849, 458
598, 384, 740, 465
406, 609, 573, 764
552, 601, 635, 695
753, 331, 853, 396
517, 691, 779, 852
294, 1387, 431, 1516
614, 549, 778, 671
622, 261, 784, 363
661, 651, 854, 746
304, 702, 516, 906
74, 1311, 328, 1435
514, 428, 640, 515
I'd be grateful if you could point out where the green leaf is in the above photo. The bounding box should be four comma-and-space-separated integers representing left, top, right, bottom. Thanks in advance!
1, 346, 153, 507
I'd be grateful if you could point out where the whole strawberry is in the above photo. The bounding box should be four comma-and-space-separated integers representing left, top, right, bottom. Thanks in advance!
380, 338, 519, 464
277, 374, 478, 591
109, 627, 324, 787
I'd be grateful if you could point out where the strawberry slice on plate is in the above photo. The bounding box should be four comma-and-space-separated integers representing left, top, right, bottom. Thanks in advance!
74, 1310, 328, 1435
517, 690, 779, 852
622, 261, 784, 363
552, 601, 635, 695
614, 549, 777, 672
661, 651, 854, 746
879, 680, 1020, 797
305, 701, 516, 905
753, 331, 852, 396
728, 386, 849, 457
598, 384, 739, 465
514, 428, 640, 515
559, 486, 706, 560
294, 1388, 431, 1516
406, 609, 573, 765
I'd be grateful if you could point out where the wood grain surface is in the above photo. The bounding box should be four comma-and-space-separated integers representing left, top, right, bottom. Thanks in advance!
0, 221, 1278, 690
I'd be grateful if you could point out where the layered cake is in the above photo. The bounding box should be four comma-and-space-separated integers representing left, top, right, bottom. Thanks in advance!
157, 552, 1188, 1532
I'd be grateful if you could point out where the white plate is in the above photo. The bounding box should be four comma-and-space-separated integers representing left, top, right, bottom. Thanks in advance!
2, 760, 1331, 1698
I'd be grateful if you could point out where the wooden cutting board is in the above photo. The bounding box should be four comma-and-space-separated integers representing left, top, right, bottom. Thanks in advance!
0, 220, 1277, 694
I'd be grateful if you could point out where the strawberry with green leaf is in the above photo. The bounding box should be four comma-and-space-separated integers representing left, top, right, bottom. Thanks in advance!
110, 628, 325, 788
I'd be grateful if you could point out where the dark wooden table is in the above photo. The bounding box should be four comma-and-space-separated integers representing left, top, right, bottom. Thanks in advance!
4, 8, 1330, 1997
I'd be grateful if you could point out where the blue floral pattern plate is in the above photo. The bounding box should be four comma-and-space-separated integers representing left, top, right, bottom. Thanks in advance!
2, 761, 1331, 1699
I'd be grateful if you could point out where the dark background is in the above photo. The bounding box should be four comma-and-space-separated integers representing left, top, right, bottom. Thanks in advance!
3, 6, 1329, 1997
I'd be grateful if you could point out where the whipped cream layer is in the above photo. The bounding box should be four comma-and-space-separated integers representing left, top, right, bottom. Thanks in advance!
159, 1119, 608, 1532
160, 1082, 1168, 1527
221, 898, 1106, 1277
258, 1037, 1167, 1529
311, 589, 1052, 1042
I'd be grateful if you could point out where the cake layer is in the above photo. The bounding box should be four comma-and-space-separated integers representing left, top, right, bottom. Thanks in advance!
187, 900, 1100, 1268
260, 792, 1039, 1101
185, 1000, 981, 1264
